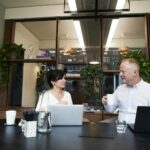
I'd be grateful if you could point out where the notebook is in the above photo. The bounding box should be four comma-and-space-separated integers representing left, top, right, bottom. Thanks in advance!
128, 106, 150, 133
47, 105, 84, 126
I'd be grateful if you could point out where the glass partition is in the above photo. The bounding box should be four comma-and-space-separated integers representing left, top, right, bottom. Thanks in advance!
102, 17, 146, 71
6, 15, 147, 107
13, 20, 57, 107
58, 19, 101, 65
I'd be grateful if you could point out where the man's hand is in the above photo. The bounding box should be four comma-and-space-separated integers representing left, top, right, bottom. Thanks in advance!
101, 96, 108, 105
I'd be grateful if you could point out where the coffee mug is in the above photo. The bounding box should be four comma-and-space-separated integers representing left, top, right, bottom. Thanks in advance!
107, 94, 115, 105
6, 110, 16, 125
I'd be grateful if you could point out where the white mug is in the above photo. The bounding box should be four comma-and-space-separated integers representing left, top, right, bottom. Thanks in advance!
6, 110, 16, 125
107, 94, 115, 105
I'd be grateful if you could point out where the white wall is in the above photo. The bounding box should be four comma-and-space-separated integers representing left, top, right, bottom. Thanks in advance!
0, 4, 5, 47
14, 23, 40, 107
5, 5, 69, 19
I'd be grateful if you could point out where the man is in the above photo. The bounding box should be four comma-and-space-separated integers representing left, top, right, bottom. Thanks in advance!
102, 58, 150, 124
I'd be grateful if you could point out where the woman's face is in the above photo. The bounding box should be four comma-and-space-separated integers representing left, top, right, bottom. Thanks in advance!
52, 75, 66, 89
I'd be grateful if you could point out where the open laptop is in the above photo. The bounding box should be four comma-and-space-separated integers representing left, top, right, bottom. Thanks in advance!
128, 106, 150, 133
47, 105, 84, 126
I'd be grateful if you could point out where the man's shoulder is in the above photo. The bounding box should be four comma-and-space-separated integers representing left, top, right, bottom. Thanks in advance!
140, 80, 150, 87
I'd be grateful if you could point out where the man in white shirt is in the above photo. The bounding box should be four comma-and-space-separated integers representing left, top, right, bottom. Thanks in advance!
102, 58, 150, 124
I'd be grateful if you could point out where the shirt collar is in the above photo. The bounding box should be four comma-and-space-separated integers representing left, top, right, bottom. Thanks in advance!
126, 79, 143, 88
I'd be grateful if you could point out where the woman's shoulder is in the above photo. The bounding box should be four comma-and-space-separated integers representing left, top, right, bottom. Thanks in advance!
39, 90, 50, 97
64, 90, 71, 96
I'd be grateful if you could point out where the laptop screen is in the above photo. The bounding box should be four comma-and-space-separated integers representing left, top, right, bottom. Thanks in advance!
47, 105, 84, 126
129, 106, 150, 133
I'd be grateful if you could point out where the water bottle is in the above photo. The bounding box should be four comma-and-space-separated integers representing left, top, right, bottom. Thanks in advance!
37, 111, 51, 133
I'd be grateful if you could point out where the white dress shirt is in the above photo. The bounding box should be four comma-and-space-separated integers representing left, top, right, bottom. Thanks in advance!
36, 90, 73, 111
104, 79, 150, 124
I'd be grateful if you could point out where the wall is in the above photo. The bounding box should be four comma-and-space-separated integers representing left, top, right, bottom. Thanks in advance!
14, 23, 40, 107
0, 4, 5, 47
5, 5, 69, 19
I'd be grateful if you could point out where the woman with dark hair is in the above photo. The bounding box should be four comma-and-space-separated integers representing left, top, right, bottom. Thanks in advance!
36, 69, 73, 111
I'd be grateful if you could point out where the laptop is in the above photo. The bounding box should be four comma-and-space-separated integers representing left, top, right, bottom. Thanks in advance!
128, 106, 150, 133
47, 105, 84, 126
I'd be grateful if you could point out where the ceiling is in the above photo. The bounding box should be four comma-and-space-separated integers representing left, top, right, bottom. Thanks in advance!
0, 0, 148, 64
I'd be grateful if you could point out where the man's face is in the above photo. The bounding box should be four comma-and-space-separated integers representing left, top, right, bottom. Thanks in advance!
119, 61, 136, 86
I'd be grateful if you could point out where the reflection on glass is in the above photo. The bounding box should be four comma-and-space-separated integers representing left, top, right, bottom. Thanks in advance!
103, 17, 146, 71
58, 19, 101, 64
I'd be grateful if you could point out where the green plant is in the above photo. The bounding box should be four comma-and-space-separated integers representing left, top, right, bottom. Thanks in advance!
121, 50, 150, 83
80, 64, 102, 106
0, 42, 25, 87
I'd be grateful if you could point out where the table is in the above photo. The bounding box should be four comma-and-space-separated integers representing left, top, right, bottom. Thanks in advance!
0, 120, 150, 150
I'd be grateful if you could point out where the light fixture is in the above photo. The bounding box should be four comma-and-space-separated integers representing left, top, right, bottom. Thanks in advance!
67, 0, 85, 50
67, 0, 77, 11
64, 0, 130, 13
105, 0, 126, 51
73, 21, 85, 49
89, 47, 100, 65
105, 19, 118, 49
89, 61, 100, 65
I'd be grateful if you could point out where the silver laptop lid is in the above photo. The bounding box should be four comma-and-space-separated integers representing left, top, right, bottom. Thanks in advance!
47, 105, 84, 126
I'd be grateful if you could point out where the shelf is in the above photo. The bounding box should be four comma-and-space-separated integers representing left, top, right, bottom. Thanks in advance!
0, 59, 56, 63
103, 70, 119, 73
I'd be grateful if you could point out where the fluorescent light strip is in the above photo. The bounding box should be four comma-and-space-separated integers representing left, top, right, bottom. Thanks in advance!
105, 0, 126, 50
105, 19, 118, 49
67, 0, 77, 11
73, 21, 85, 49
67, 0, 85, 49
116, 0, 126, 9
89, 61, 100, 65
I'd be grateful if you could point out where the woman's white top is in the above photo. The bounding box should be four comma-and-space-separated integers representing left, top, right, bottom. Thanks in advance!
36, 90, 73, 111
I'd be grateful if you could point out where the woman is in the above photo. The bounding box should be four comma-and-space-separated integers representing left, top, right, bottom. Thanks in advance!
36, 69, 73, 111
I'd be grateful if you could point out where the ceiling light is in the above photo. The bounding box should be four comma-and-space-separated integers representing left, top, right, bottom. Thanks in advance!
105, 19, 118, 49
73, 21, 85, 49
89, 61, 100, 65
105, 0, 126, 51
67, 0, 85, 50
67, 0, 77, 11
116, 0, 126, 9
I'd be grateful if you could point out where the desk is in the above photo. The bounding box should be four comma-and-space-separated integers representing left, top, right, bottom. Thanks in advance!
0, 120, 150, 150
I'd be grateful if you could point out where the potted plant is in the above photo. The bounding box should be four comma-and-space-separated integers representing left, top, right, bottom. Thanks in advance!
80, 64, 102, 106
121, 50, 150, 83
0, 42, 25, 87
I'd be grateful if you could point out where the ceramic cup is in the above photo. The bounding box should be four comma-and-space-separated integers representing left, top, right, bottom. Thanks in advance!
6, 110, 16, 125
107, 94, 115, 105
